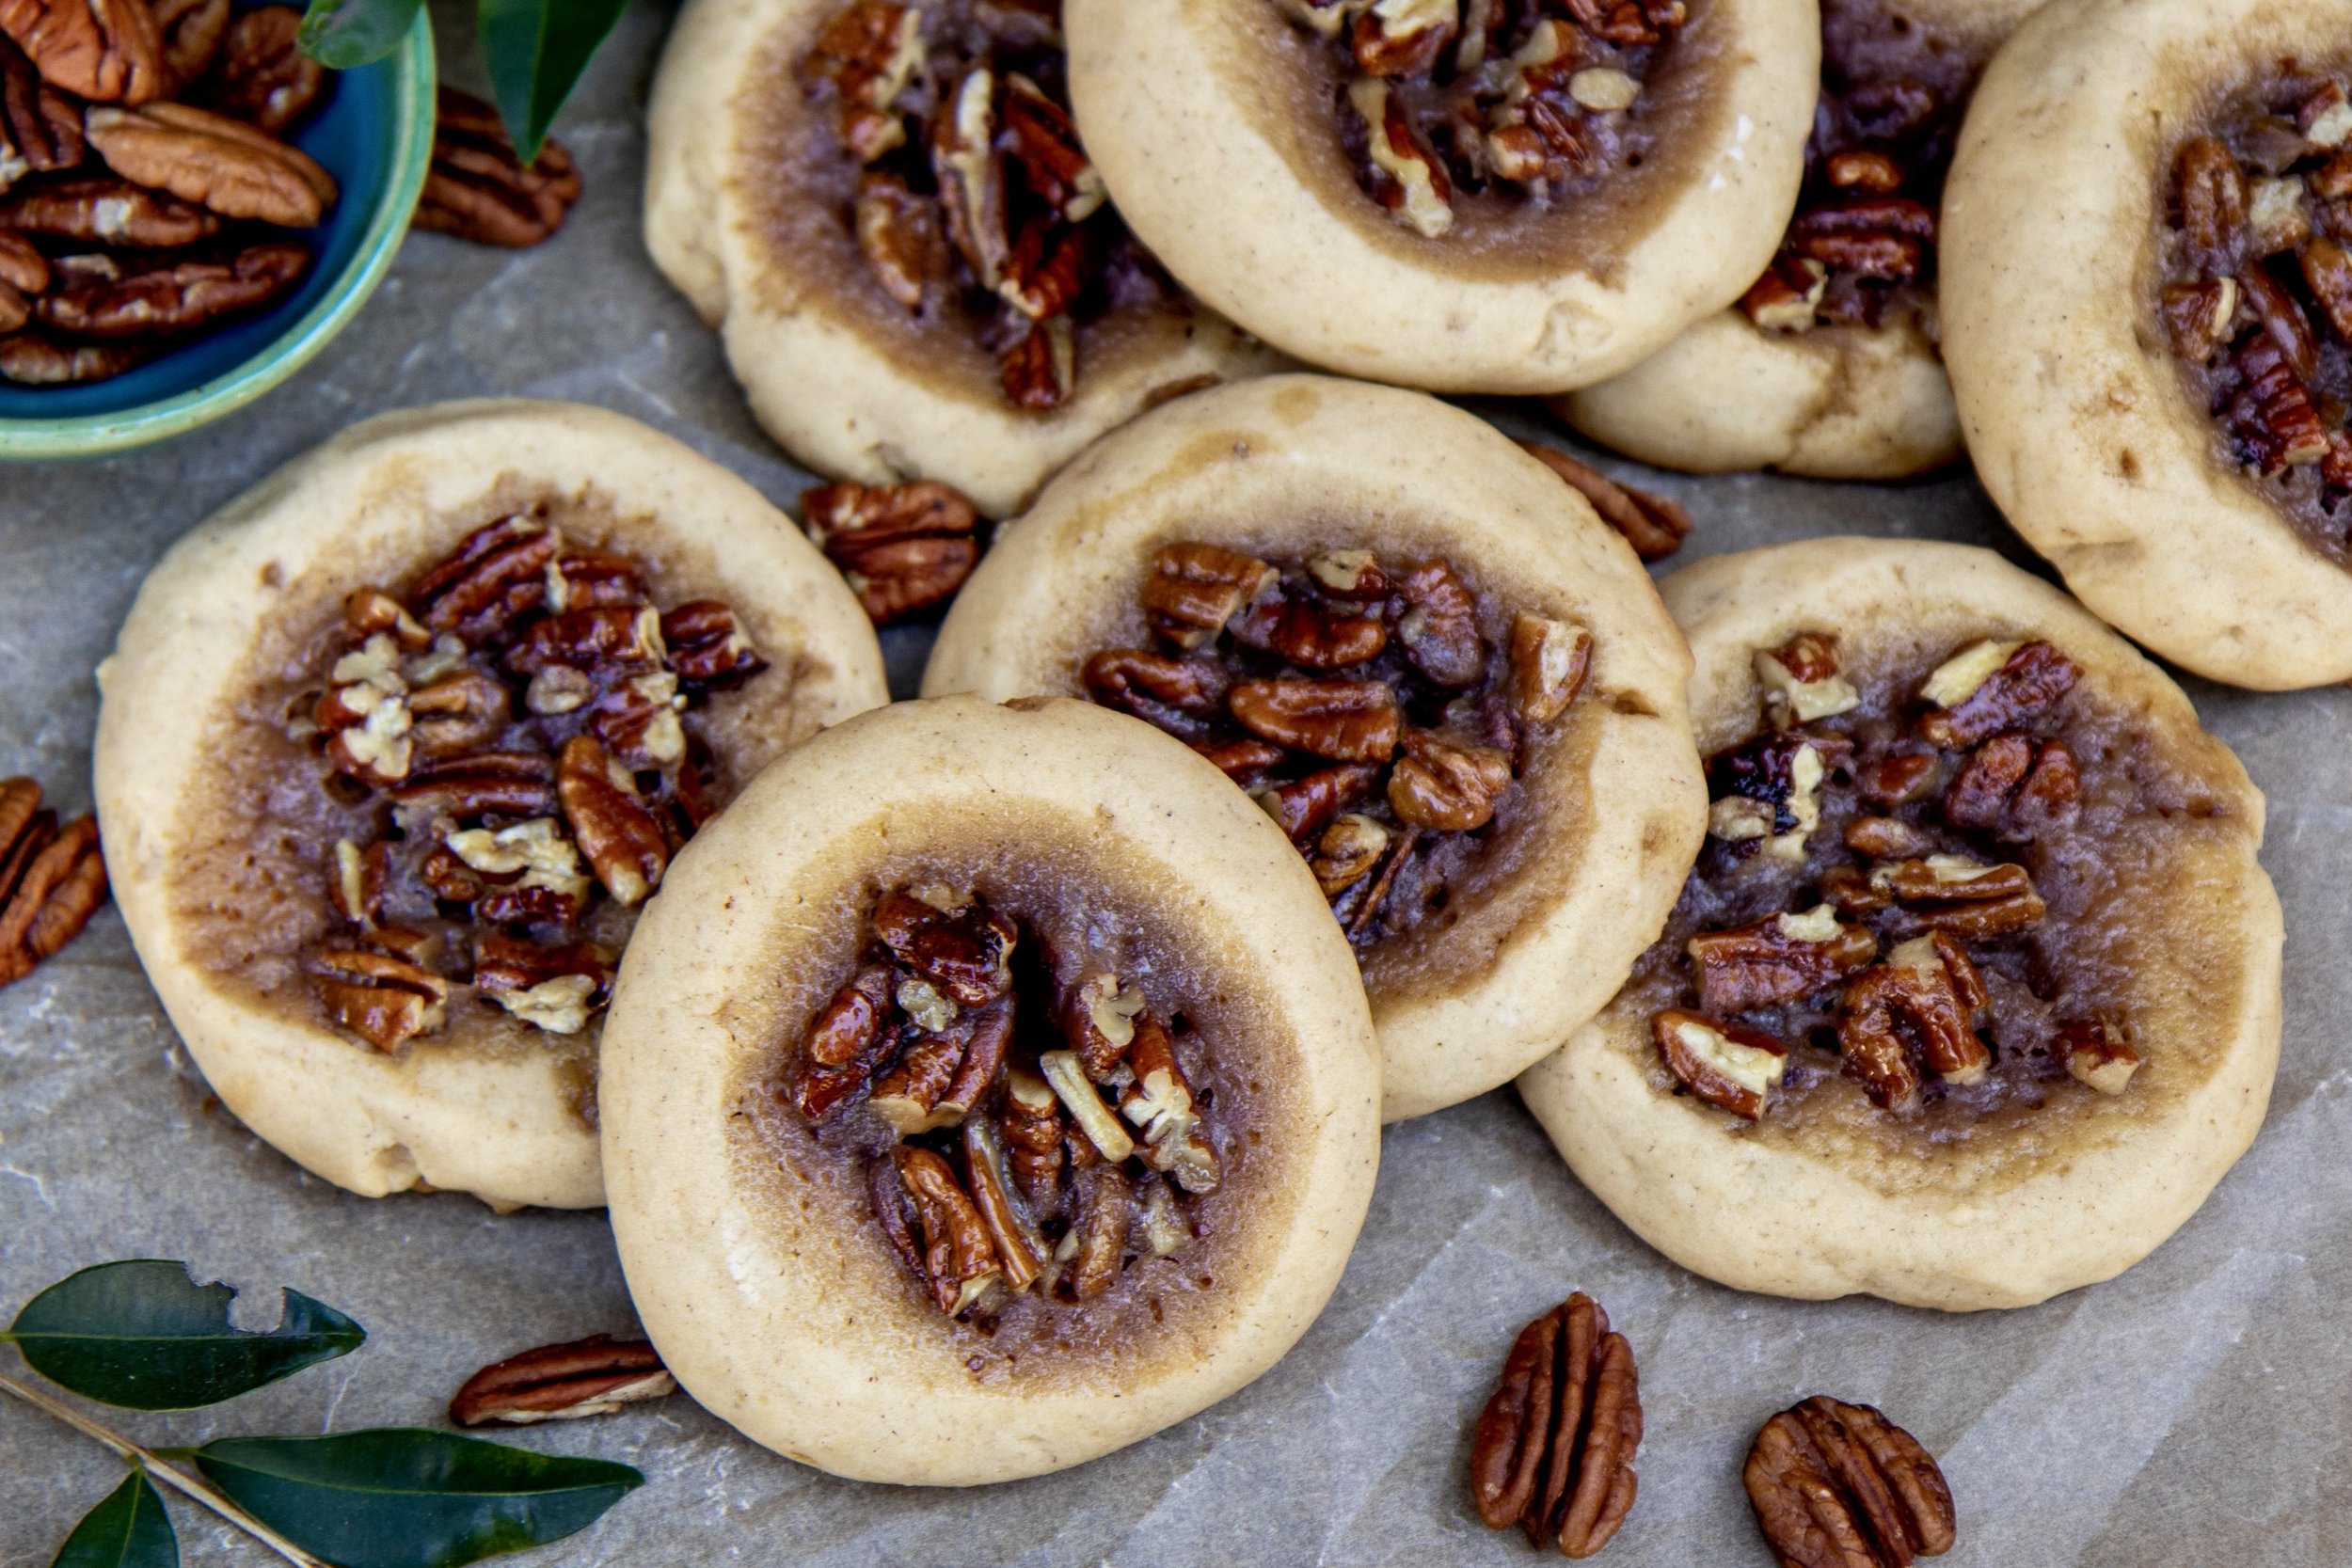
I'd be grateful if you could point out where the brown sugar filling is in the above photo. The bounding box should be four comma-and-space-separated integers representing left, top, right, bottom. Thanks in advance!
1737, 0, 1986, 334
797, 0, 1181, 411
1269, 0, 1692, 241
1633, 630, 2165, 1133
1075, 541, 1591, 958
2155, 59, 2352, 562
174, 503, 769, 1070
773, 881, 1243, 1336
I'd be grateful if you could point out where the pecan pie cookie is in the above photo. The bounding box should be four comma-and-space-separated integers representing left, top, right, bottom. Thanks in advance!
643, 0, 1284, 518
93, 401, 888, 1212
922, 375, 1707, 1120
1555, 0, 2043, 479
599, 696, 1380, 1482
1060, 0, 1817, 394
1943, 0, 2352, 688
1518, 539, 2280, 1310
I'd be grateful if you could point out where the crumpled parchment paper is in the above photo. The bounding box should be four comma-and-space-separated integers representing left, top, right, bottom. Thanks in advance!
5, 5, 2348, 1563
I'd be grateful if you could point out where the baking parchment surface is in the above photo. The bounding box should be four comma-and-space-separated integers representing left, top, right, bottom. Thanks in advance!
4, 6, 2348, 1563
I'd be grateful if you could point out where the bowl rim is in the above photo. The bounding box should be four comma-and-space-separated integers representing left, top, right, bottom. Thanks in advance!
0, 16, 438, 460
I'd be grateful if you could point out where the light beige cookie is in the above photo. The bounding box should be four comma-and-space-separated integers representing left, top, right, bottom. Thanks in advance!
644, 0, 1285, 519
1519, 538, 2280, 1310
1943, 0, 2352, 688
1063, 0, 1818, 395
600, 695, 1381, 1483
94, 400, 887, 1212
922, 374, 1706, 1121
1556, 0, 2044, 480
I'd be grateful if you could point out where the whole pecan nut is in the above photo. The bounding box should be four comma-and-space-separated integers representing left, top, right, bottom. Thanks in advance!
1470, 1292, 1643, 1558
0, 0, 167, 103
1230, 677, 1402, 763
0, 174, 222, 245
801, 477, 983, 625
412, 87, 581, 248
0, 781, 107, 986
1, 28, 85, 186
1518, 441, 1692, 562
1744, 1396, 1956, 1568
198, 6, 320, 135
34, 239, 306, 338
448, 1334, 675, 1427
556, 735, 669, 907
84, 99, 337, 226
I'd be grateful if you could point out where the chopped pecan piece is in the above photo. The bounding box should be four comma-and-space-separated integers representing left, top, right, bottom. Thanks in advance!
1470, 1292, 1643, 1558
1000, 71, 1104, 222
660, 601, 766, 689
1310, 812, 1391, 895
1392, 558, 1485, 687
1508, 611, 1592, 722
449, 1335, 675, 1427
872, 1001, 1010, 1132
83, 100, 337, 227
895, 1146, 1003, 1317
854, 170, 948, 308
1254, 763, 1380, 842
1230, 678, 1402, 763
1039, 1048, 1136, 1164
2174, 135, 2249, 276
1837, 939, 1990, 1111
1943, 734, 2078, 839
1744, 1397, 1956, 1568
1268, 595, 1390, 669
1518, 441, 1694, 562
413, 87, 581, 248
1652, 1007, 1788, 1120
2056, 1017, 2139, 1096
1740, 253, 1830, 332
2159, 277, 2239, 363
0, 0, 167, 103
1855, 752, 1937, 808
1915, 640, 2077, 750
1387, 728, 1511, 832
1870, 856, 2045, 939
314, 941, 450, 1052
1756, 632, 1860, 724
803, 478, 983, 626
1347, 77, 1451, 236
472, 934, 610, 1035
1688, 905, 1877, 1014
0, 785, 106, 987
1119, 1019, 1219, 1193
1141, 542, 1278, 649
1063, 1162, 1132, 1302
1000, 1066, 1064, 1212
1082, 648, 1229, 729
961, 1116, 1047, 1290
931, 65, 1008, 288
805, 0, 925, 164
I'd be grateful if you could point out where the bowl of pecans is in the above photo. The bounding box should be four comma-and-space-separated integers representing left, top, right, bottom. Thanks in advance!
0, 0, 435, 457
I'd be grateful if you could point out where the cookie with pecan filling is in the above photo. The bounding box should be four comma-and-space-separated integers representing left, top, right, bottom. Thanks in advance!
1518, 539, 2280, 1310
1556, 0, 2043, 479
923, 375, 1706, 1120
644, 0, 1284, 518
94, 402, 887, 1211
1944, 0, 2352, 688
599, 696, 1378, 1482
1060, 0, 1816, 394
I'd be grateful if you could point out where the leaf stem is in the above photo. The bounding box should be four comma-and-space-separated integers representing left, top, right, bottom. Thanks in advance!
0, 1368, 329, 1568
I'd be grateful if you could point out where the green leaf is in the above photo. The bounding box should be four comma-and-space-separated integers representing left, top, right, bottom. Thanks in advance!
478, 0, 627, 162
51, 1471, 177, 1568
6, 1260, 365, 1410
296, 0, 425, 70
192, 1430, 642, 1568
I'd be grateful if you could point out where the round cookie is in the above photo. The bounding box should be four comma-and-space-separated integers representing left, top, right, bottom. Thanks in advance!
1556, 0, 2045, 480
600, 695, 1381, 1483
1943, 0, 2352, 688
644, 0, 1285, 519
1064, 0, 1818, 395
95, 400, 888, 1212
1519, 538, 2280, 1311
923, 374, 1707, 1121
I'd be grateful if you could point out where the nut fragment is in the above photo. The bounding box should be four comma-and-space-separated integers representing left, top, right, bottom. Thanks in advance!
1915, 640, 2076, 750
1349, 77, 1452, 237
448, 1335, 675, 1427
413, 87, 581, 248
1687, 906, 1876, 1014
1744, 1397, 1956, 1568
84, 100, 336, 226
2057, 1017, 2139, 1096
1508, 611, 1592, 722
313, 941, 449, 1052
803, 478, 983, 626
1652, 1007, 1788, 1120
1470, 1292, 1643, 1558
1039, 1048, 1136, 1163
1387, 728, 1511, 831
1756, 632, 1860, 723
895, 1145, 1003, 1318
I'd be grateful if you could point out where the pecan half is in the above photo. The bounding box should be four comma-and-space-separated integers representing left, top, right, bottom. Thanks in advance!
556, 735, 668, 907
1254, 762, 1379, 843
1062, 1161, 1132, 1303
1, 30, 86, 184
1653, 1006, 1787, 1120
1836, 938, 1990, 1111
897, 1145, 1003, 1317
1518, 441, 1693, 562
1082, 647, 1229, 731
1141, 542, 1277, 650
1392, 558, 1484, 687
0, 175, 221, 245
1470, 1293, 1643, 1558
660, 601, 766, 689
84, 100, 337, 226
0, 785, 106, 987
449, 1335, 675, 1427
1744, 1397, 1956, 1568
1942, 734, 2077, 840
998, 313, 1074, 410
412, 87, 581, 249
35, 239, 307, 338
313, 940, 449, 1052
1231, 677, 1401, 763
0, 329, 144, 383
150, 0, 225, 88
198, 6, 319, 135
1688, 905, 1876, 1014
1387, 728, 1511, 831
0, 0, 167, 103
1870, 856, 2045, 939
802, 477, 983, 625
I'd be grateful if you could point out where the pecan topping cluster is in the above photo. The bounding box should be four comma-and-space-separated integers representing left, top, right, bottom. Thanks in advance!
1081, 541, 1588, 952
2157, 64, 2352, 553
0, 774, 107, 988
1470, 1292, 1643, 1559
1652, 631, 2142, 1121
801, 475, 985, 626
0, 1, 333, 384
786, 886, 1221, 1322
1744, 1396, 1956, 1568
1738, 0, 1977, 334
1274, 0, 1688, 239
294, 512, 767, 1053
448, 1334, 675, 1428
412, 87, 581, 250
801, 0, 1168, 411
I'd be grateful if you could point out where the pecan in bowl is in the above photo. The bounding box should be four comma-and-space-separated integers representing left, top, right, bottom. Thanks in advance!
1518, 537, 2280, 1310
595, 694, 1381, 1484
96, 402, 889, 1212
922, 375, 1708, 1122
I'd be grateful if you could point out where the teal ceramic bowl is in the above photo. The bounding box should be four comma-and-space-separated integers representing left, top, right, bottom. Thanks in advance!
0, 12, 437, 459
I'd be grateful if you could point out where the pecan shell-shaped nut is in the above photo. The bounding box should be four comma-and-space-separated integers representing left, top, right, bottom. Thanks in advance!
1393, 558, 1485, 686
199, 6, 320, 134
1518, 442, 1693, 563
2174, 135, 2248, 277
1255, 763, 1379, 843
84, 101, 337, 226
661, 600, 766, 689
0, 230, 47, 296
1082, 648, 1229, 727
1470, 1292, 1643, 1558
854, 170, 947, 308
35, 239, 307, 338
413, 87, 582, 248
803, 478, 983, 626
150, 0, 224, 87
1388, 729, 1512, 832
1744, 1397, 1955, 1568
1192, 736, 1289, 781
0, 175, 221, 245
0, 0, 167, 103
1689, 907, 1877, 1015
0, 784, 107, 987
0, 329, 146, 383
1, 29, 86, 182
896, 1145, 1004, 1317
449, 1335, 675, 1428
931, 66, 1008, 289
1872, 856, 2045, 939
1653, 1007, 1787, 1120
1268, 596, 1390, 669
1065, 1161, 1133, 1303
1141, 542, 1278, 650
1230, 677, 1400, 763
313, 942, 450, 1052
1509, 611, 1592, 723
556, 736, 669, 907
1915, 639, 2078, 750
997, 314, 1074, 410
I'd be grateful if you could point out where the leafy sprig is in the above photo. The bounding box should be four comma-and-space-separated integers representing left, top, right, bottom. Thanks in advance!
2, 1262, 642, 1568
